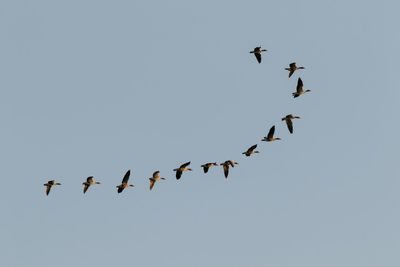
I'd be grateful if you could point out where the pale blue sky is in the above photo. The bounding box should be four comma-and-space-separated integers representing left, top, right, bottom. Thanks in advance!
1, 1, 398, 266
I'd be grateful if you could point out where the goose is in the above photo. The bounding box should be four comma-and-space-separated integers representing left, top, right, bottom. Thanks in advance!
220, 160, 239, 178
201, 162, 219, 173
43, 180, 61, 196
292, 78, 311, 98
116, 170, 135, 193
261, 125, 281, 142
242, 144, 260, 157
82, 176, 101, 194
282, 114, 301, 134
149, 171, 166, 191
285, 62, 305, 78
173, 161, 192, 180
249, 46, 267, 63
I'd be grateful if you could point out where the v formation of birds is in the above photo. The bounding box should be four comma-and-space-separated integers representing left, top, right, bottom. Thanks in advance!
43, 46, 310, 196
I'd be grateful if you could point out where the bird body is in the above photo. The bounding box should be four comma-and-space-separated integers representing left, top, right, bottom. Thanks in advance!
201, 162, 218, 173
82, 176, 101, 194
149, 171, 166, 190
261, 125, 281, 142
282, 114, 301, 134
220, 160, 239, 178
292, 77, 311, 98
250, 46, 267, 63
116, 170, 135, 193
174, 161, 192, 180
43, 180, 61, 195
242, 144, 260, 157
285, 62, 305, 78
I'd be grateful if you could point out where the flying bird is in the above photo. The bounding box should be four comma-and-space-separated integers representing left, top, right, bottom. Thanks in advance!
220, 160, 239, 178
282, 114, 301, 134
285, 62, 305, 78
43, 180, 61, 196
173, 161, 192, 180
149, 171, 166, 191
249, 46, 267, 63
201, 162, 219, 173
116, 170, 135, 193
82, 176, 101, 194
292, 78, 311, 98
242, 144, 260, 157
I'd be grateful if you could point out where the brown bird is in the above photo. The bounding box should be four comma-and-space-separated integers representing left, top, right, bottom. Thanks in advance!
282, 114, 301, 134
201, 162, 219, 173
292, 78, 311, 98
116, 170, 135, 193
149, 171, 166, 191
285, 62, 305, 78
249, 46, 267, 63
173, 161, 192, 180
43, 180, 61, 196
220, 160, 239, 178
82, 176, 101, 194
242, 144, 260, 157
261, 125, 281, 142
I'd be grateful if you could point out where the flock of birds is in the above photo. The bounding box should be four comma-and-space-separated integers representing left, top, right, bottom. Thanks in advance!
43, 46, 311, 196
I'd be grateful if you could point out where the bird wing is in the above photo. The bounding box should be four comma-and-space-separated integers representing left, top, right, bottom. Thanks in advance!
296, 78, 303, 93
255, 53, 262, 63
153, 171, 160, 178
87, 176, 93, 183
248, 144, 257, 152
180, 161, 191, 168
267, 125, 275, 139
83, 184, 89, 194
223, 164, 229, 178
290, 62, 296, 69
149, 179, 155, 190
289, 69, 295, 78
203, 166, 209, 173
122, 170, 131, 184
286, 119, 293, 134
176, 170, 182, 180
117, 187, 124, 193
46, 185, 51, 195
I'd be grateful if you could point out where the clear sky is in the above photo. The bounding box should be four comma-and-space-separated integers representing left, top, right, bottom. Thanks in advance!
1, 1, 398, 266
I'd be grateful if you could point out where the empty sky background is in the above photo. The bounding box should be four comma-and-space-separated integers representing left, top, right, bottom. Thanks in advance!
1, 1, 398, 266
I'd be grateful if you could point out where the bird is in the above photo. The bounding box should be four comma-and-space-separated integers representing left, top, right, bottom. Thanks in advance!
173, 161, 192, 180
242, 144, 260, 157
292, 77, 311, 98
200, 162, 219, 173
82, 176, 101, 194
149, 171, 166, 191
261, 125, 281, 142
282, 114, 301, 134
285, 62, 305, 78
116, 170, 135, 193
43, 180, 61, 196
249, 46, 267, 63
220, 160, 239, 178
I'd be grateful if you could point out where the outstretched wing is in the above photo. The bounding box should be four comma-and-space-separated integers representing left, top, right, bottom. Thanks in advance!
83, 184, 89, 194
223, 164, 229, 178
289, 69, 295, 78
153, 171, 160, 178
46, 185, 51, 195
176, 170, 182, 180
86, 176, 93, 183
247, 144, 257, 153
255, 53, 262, 63
122, 170, 131, 184
117, 187, 124, 193
289, 62, 296, 69
267, 126, 275, 139
286, 119, 293, 134
149, 178, 155, 190
180, 161, 191, 168
203, 166, 209, 173
296, 78, 303, 93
